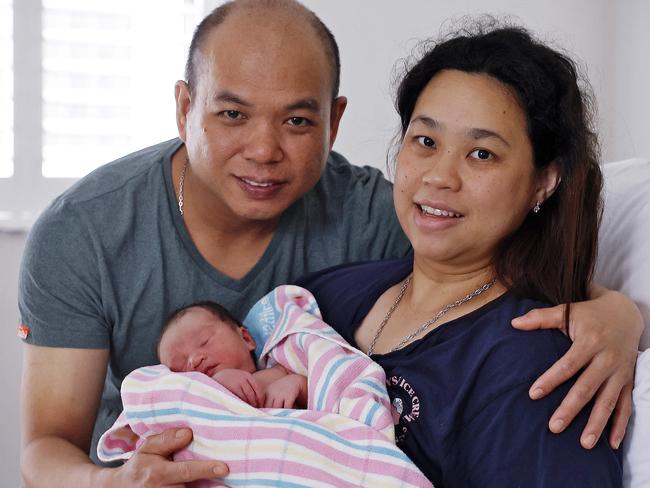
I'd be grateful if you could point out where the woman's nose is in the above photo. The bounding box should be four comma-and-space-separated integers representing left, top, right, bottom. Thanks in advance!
422, 151, 461, 191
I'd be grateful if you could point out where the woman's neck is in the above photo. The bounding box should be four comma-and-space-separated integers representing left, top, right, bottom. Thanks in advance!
407, 256, 506, 314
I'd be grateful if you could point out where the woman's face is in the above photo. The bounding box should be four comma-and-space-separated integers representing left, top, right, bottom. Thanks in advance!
394, 69, 553, 271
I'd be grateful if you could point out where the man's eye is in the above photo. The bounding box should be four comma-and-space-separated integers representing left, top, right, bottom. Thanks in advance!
221, 110, 243, 119
287, 116, 309, 127
469, 148, 493, 160
416, 136, 435, 148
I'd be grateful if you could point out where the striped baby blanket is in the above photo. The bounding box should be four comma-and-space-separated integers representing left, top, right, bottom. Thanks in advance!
97, 285, 432, 487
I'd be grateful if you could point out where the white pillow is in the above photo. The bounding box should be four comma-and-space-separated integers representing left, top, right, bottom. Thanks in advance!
623, 350, 650, 487
595, 158, 650, 350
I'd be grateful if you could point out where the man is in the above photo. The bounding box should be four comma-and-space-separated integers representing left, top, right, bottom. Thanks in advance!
19, 1, 641, 486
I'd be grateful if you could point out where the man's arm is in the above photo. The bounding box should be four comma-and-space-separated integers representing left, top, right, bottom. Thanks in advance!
21, 344, 228, 488
21, 345, 108, 486
512, 284, 643, 449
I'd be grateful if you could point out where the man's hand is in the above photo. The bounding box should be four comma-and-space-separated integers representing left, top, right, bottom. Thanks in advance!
212, 369, 265, 407
105, 428, 228, 487
512, 288, 642, 449
264, 374, 307, 408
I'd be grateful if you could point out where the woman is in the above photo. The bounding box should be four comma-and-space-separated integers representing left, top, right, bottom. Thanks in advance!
297, 24, 623, 486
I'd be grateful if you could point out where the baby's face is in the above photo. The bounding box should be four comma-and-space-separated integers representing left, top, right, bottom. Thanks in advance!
159, 307, 257, 375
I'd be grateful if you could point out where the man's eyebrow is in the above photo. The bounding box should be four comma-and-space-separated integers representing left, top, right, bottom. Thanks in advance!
214, 91, 251, 106
468, 128, 511, 147
286, 98, 320, 112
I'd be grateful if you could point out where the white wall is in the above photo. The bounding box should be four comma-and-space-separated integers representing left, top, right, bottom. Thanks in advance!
2, 1, 649, 485
1, 232, 27, 487
607, 0, 650, 161
295, 0, 648, 169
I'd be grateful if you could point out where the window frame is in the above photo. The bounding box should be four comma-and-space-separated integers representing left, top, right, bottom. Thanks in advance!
1, 0, 208, 231
1, 0, 75, 231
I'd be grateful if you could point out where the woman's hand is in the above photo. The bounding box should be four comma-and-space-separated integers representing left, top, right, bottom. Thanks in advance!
511, 287, 643, 449
106, 428, 228, 487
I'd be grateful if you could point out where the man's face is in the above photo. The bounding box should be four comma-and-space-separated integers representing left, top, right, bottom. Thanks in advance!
175, 9, 346, 225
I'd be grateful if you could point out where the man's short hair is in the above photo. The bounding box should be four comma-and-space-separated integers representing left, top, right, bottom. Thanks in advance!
184, 0, 341, 101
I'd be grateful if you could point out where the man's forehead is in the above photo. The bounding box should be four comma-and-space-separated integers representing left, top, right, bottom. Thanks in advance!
195, 7, 333, 89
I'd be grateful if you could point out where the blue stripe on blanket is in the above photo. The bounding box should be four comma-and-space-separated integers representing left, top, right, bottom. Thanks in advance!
315, 355, 355, 410
358, 378, 389, 396
364, 401, 382, 427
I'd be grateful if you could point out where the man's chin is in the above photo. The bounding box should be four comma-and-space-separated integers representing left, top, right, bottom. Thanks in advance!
234, 205, 287, 225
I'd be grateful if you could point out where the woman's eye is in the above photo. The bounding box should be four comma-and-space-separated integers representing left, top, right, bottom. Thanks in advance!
416, 136, 435, 148
287, 116, 309, 127
470, 148, 493, 160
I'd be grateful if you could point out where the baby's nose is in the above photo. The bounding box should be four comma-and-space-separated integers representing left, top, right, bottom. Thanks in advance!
188, 353, 203, 371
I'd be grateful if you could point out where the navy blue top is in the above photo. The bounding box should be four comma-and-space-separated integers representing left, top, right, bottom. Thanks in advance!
295, 257, 622, 487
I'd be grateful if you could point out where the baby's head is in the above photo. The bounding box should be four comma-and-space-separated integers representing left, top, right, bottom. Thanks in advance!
158, 301, 257, 375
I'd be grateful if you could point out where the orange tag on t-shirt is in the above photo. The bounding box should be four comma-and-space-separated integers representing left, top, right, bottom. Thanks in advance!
17, 323, 29, 340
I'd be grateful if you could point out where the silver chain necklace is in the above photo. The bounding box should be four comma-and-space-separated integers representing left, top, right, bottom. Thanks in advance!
366, 275, 496, 356
178, 158, 189, 216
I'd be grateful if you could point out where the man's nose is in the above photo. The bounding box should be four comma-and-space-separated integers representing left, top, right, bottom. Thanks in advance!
242, 122, 284, 164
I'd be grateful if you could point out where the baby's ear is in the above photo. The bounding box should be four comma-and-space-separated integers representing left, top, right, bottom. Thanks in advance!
239, 326, 256, 351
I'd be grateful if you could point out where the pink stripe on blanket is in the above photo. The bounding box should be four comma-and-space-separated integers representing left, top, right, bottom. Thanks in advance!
225, 458, 364, 488
122, 386, 238, 410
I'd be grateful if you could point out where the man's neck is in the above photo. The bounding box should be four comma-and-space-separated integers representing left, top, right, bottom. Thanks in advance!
171, 149, 281, 280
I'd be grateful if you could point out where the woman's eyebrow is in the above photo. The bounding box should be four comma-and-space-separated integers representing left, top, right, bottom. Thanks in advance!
411, 115, 440, 129
410, 116, 511, 147
468, 128, 511, 147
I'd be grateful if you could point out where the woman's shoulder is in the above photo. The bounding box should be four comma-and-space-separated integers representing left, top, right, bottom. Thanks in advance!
463, 292, 571, 392
295, 256, 412, 290
294, 257, 413, 341
475, 292, 568, 351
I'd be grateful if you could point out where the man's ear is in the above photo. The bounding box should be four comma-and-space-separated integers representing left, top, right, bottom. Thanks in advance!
534, 161, 561, 207
239, 326, 256, 352
175, 80, 192, 142
328, 96, 347, 149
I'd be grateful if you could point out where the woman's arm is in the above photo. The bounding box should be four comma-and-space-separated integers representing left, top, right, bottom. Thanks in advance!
511, 284, 643, 449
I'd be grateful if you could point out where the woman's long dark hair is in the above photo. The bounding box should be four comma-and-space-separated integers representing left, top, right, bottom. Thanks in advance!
395, 20, 603, 306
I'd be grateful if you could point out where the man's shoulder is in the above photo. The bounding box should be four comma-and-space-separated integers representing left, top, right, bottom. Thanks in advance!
315, 150, 392, 197
53, 138, 180, 208
28, 139, 180, 248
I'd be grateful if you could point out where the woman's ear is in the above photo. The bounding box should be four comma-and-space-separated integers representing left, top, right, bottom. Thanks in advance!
534, 161, 561, 206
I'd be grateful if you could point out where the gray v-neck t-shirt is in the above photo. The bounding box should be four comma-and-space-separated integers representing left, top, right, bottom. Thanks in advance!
18, 138, 410, 463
